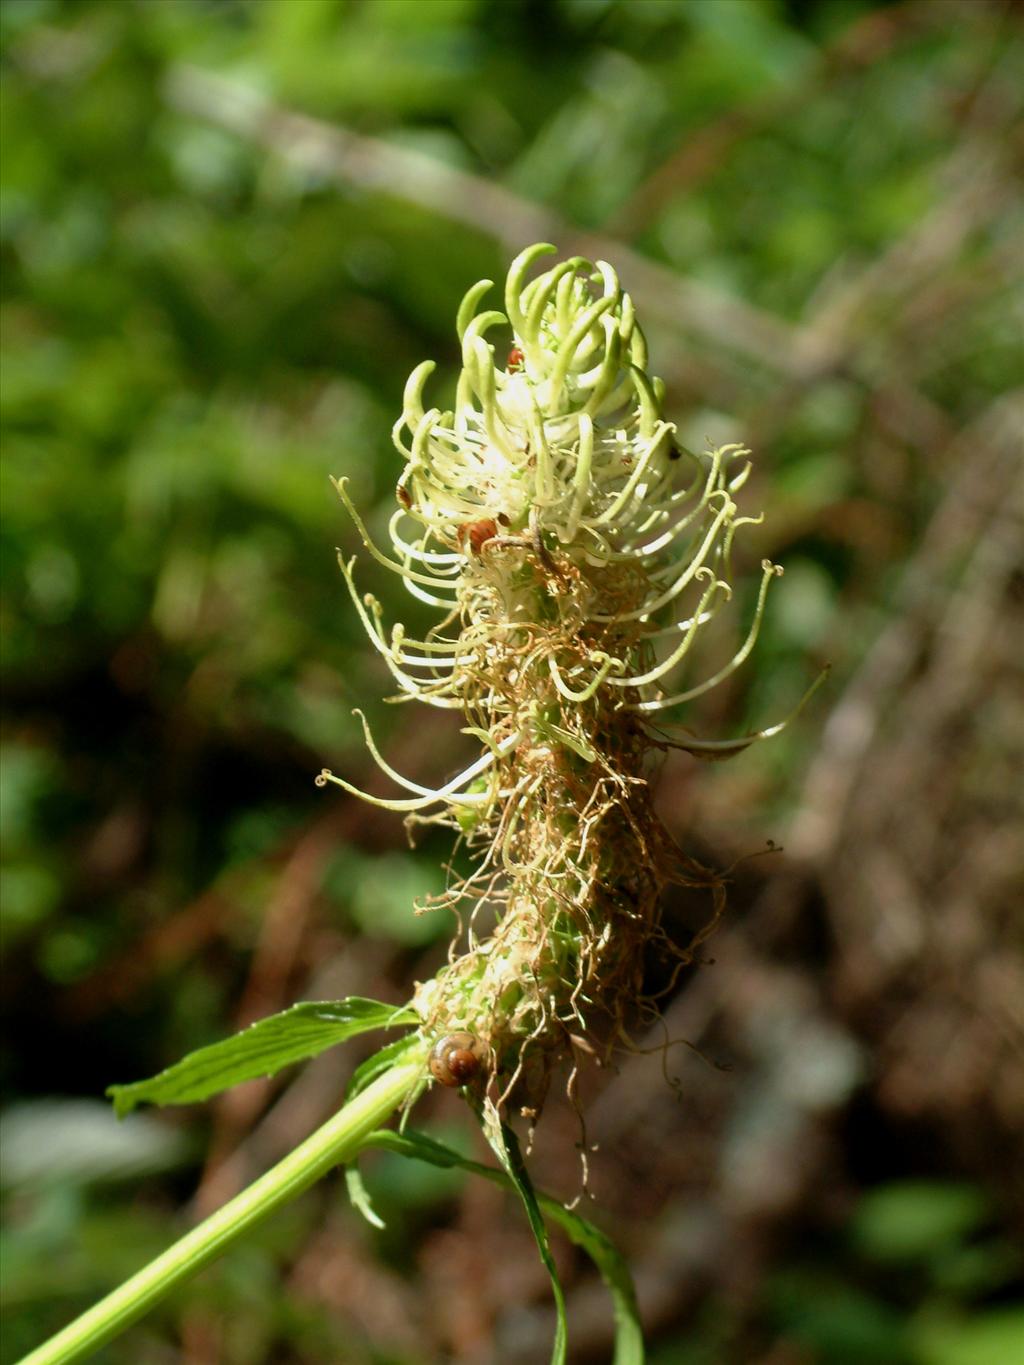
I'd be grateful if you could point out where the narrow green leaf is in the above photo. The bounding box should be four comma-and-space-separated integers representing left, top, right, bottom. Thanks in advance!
107, 999, 417, 1117
363, 1125, 643, 1363
480, 1106, 567, 1365
345, 1164, 386, 1230
542, 1194, 644, 1364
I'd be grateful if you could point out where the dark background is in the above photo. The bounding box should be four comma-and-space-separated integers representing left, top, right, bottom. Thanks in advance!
2, 1, 1022, 1361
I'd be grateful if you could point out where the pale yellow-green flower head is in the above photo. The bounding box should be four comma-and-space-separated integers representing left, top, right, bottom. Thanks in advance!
392, 242, 674, 550
325, 245, 801, 768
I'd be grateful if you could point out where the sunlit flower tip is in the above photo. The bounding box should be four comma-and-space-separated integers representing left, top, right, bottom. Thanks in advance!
389, 243, 682, 555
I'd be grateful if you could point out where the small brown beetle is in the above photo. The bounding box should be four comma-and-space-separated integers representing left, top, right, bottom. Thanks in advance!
456, 517, 499, 556
429, 1032, 481, 1087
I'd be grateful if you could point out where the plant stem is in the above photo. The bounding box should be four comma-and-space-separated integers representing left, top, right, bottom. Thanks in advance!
19, 1058, 425, 1365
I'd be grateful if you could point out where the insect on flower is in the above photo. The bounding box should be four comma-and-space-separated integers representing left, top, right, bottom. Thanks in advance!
506, 346, 525, 371
456, 517, 499, 556
429, 1033, 481, 1087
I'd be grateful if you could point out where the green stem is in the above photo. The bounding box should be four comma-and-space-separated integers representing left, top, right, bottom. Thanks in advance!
19, 1058, 426, 1365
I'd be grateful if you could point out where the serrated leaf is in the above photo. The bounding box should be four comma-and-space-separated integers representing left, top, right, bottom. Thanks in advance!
363, 1126, 644, 1364
346, 1032, 423, 1100
107, 999, 417, 1117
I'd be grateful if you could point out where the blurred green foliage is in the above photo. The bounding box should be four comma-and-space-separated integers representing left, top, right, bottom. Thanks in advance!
2, 0, 1021, 1361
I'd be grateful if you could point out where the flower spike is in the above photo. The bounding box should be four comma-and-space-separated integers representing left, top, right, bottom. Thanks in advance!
323, 244, 823, 1110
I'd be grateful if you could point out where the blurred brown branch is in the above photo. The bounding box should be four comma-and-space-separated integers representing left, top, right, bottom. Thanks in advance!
612, 0, 975, 237
164, 52, 1021, 434
162, 62, 799, 372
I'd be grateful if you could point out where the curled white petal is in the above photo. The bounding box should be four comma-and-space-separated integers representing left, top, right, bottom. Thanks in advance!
649, 667, 831, 745
632, 560, 781, 710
